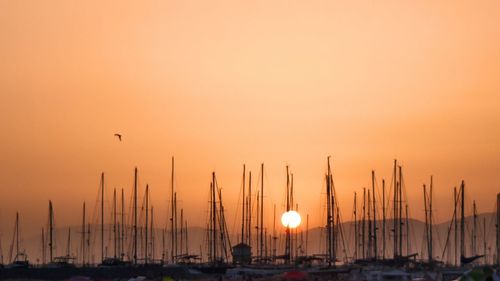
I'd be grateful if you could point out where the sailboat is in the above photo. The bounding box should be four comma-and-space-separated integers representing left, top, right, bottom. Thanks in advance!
5, 212, 29, 269
46, 201, 76, 268
99, 172, 129, 267
191, 172, 233, 274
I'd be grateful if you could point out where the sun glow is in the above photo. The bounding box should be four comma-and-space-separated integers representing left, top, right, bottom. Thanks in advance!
281, 210, 301, 228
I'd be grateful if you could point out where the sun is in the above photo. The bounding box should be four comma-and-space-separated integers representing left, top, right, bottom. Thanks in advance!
281, 210, 301, 228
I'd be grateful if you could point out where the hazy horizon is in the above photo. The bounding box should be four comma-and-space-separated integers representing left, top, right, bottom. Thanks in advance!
1, 0, 499, 259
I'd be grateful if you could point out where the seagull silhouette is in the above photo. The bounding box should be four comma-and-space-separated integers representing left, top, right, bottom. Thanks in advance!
114, 133, 122, 141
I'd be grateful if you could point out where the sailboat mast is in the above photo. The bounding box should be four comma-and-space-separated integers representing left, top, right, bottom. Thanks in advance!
393, 159, 397, 258
15, 212, 19, 260
372, 170, 377, 259
326, 157, 332, 265
472, 200, 477, 256
241, 164, 246, 244
100, 172, 105, 263
151, 207, 154, 261
170, 157, 175, 263
66, 228, 71, 257
382, 179, 386, 260
121, 188, 125, 260
174, 192, 178, 258
424, 184, 430, 262
212, 172, 217, 262
405, 204, 409, 255
454, 187, 458, 266
256, 191, 260, 258
368, 189, 372, 258
496, 193, 500, 267
145, 184, 149, 264
185, 221, 189, 255
82, 202, 86, 265
134, 167, 138, 265
362, 188, 366, 259
330, 170, 336, 265
87, 223, 91, 264
260, 163, 264, 261
180, 209, 184, 255
460, 180, 465, 264
429, 176, 433, 261
398, 166, 403, 256
49, 200, 53, 263
354, 192, 357, 261
113, 188, 117, 259
248, 172, 252, 249
285, 166, 290, 264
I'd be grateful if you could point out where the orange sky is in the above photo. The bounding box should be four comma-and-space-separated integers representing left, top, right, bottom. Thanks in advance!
0, 0, 499, 239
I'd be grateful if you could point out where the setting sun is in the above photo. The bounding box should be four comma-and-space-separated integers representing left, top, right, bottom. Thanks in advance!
281, 210, 301, 229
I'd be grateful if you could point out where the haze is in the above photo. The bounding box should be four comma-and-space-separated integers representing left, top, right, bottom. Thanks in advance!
1, 0, 499, 240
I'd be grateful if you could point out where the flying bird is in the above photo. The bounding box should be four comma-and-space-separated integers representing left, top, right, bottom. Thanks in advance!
114, 133, 122, 141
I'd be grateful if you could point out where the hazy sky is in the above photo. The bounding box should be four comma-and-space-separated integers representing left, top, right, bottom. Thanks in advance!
0, 0, 499, 240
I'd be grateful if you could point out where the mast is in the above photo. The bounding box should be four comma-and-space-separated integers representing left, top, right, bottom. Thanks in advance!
134, 167, 138, 265
49, 200, 53, 263
368, 189, 372, 258
100, 172, 105, 263
472, 200, 477, 256
285, 166, 291, 264
15, 212, 19, 261
382, 179, 386, 260
218, 187, 231, 262
82, 202, 86, 265
151, 207, 154, 261
170, 157, 175, 263
496, 193, 500, 267
248, 172, 252, 249
372, 170, 377, 259
162, 229, 166, 262
354, 192, 358, 261
121, 188, 125, 260
174, 192, 178, 259
113, 188, 117, 259
256, 191, 260, 258
260, 163, 264, 261
398, 166, 403, 256
180, 209, 183, 256
185, 221, 189, 255
393, 159, 398, 258
424, 184, 430, 262
362, 188, 366, 259
326, 157, 333, 265
212, 172, 217, 262
454, 187, 458, 266
208, 186, 212, 262
241, 164, 246, 244
460, 180, 465, 264
66, 228, 71, 257
145, 184, 149, 264
405, 204, 409, 256
429, 176, 433, 261
87, 223, 90, 264
330, 169, 336, 265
